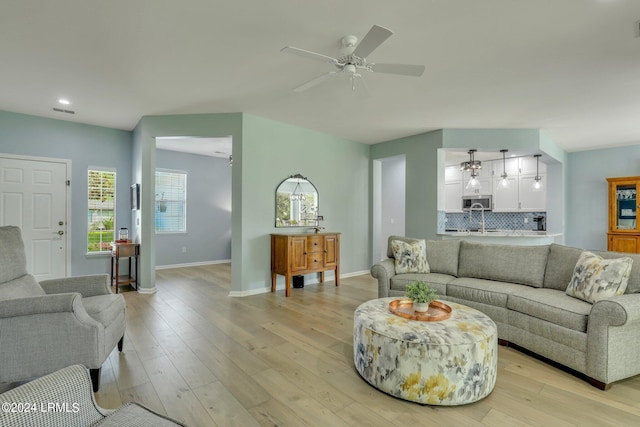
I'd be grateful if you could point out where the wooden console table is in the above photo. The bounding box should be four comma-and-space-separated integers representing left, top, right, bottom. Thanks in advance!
110, 242, 139, 293
271, 232, 340, 297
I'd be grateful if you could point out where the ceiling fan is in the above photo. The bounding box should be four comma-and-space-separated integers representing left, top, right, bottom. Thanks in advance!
281, 24, 426, 92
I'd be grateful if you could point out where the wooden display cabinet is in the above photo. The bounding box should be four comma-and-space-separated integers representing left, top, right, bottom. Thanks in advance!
271, 232, 340, 297
607, 176, 640, 253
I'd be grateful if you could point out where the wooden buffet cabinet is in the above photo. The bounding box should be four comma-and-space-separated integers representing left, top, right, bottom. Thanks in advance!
607, 176, 640, 253
271, 232, 340, 297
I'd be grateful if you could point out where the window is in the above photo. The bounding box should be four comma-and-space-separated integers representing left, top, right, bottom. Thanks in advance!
87, 169, 116, 253
155, 169, 187, 233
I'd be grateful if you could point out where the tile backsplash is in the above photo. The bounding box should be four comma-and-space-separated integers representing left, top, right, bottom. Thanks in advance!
439, 211, 546, 232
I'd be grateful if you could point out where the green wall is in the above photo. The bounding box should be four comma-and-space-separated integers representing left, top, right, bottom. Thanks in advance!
371, 130, 444, 240
132, 112, 370, 294
240, 114, 370, 294
132, 113, 243, 292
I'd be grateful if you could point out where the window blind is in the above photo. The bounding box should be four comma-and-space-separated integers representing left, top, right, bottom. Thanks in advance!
155, 169, 187, 233
87, 169, 116, 253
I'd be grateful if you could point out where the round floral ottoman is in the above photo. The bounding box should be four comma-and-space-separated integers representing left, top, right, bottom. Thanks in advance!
353, 297, 497, 405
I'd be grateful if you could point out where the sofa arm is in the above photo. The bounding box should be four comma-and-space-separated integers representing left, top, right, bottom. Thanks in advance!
590, 293, 640, 327
371, 258, 395, 298
587, 293, 640, 384
0, 295, 104, 382
0, 293, 84, 318
40, 274, 111, 297
0, 365, 110, 426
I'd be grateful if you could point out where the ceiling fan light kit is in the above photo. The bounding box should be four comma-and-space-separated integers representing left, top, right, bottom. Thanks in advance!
281, 24, 426, 92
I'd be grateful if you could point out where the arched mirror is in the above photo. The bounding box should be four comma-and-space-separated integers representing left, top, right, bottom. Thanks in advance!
275, 174, 319, 227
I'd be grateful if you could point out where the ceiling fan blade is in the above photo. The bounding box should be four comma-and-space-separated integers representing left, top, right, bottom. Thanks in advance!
352, 25, 393, 59
281, 46, 338, 64
372, 63, 426, 77
293, 71, 338, 92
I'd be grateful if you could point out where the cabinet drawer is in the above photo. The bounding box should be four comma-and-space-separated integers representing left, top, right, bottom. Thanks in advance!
307, 253, 324, 268
306, 235, 324, 252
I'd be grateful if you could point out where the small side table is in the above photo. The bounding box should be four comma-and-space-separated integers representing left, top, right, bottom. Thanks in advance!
110, 242, 139, 293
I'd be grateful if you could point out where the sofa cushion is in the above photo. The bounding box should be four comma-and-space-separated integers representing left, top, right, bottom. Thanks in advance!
387, 235, 421, 259
83, 294, 126, 328
0, 226, 29, 284
0, 274, 46, 302
596, 250, 640, 294
543, 244, 583, 291
391, 239, 429, 274
426, 239, 460, 276
457, 241, 550, 288
390, 273, 453, 296
566, 251, 633, 304
447, 277, 527, 308
508, 288, 591, 332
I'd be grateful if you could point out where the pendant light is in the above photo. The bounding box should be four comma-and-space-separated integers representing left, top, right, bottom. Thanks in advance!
498, 149, 510, 189
290, 178, 307, 201
466, 169, 481, 189
461, 149, 482, 190
460, 149, 481, 172
532, 154, 543, 191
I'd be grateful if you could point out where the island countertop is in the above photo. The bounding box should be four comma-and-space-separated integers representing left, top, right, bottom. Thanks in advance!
438, 230, 562, 246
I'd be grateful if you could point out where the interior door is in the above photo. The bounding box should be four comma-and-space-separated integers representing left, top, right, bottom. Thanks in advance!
0, 156, 68, 280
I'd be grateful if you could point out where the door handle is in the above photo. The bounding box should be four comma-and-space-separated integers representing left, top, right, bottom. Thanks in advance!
53, 230, 64, 235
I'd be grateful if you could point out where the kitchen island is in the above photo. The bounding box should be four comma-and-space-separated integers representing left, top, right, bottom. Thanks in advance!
438, 230, 562, 246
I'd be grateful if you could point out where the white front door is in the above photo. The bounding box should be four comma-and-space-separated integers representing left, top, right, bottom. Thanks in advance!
0, 155, 69, 280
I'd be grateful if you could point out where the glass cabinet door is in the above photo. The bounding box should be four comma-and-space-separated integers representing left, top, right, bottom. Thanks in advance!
614, 183, 638, 231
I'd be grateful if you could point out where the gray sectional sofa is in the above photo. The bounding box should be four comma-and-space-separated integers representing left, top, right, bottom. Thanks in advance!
370, 236, 640, 389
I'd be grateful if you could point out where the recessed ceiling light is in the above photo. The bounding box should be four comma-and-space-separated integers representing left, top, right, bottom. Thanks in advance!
58, 98, 70, 105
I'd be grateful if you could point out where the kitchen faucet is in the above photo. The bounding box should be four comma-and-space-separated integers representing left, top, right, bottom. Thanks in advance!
469, 202, 486, 234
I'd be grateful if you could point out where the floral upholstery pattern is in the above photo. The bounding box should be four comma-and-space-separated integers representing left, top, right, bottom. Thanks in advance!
566, 251, 633, 304
391, 239, 429, 274
354, 297, 497, 405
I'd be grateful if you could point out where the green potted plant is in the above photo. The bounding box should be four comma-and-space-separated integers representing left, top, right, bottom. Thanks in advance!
405, 281, 439, 313
157, 192, 167, 213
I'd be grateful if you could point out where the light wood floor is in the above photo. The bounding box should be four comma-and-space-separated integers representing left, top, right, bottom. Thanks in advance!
93, 264, 640, 426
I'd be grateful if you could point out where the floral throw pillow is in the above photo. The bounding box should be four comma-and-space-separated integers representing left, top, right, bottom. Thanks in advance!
566, 251, 633, 304
391, 239, 430, 274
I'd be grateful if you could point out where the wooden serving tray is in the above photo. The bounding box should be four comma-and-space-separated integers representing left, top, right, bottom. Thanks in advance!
389, 299, 452, 322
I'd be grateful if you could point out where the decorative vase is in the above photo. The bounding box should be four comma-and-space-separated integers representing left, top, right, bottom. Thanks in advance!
413, 302, 430, 313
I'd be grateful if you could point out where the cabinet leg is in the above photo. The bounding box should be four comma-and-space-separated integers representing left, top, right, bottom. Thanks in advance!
320, 271, 325, 284
335, 266, 340, 286
271, 272, 276, 293
285, 275, 291, 297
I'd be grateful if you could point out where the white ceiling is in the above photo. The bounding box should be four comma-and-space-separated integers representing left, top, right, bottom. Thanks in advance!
2, 1, 640, 152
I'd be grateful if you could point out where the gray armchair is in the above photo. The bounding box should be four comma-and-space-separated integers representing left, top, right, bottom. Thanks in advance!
0, 226, 125, 392
0, 364, 186, 426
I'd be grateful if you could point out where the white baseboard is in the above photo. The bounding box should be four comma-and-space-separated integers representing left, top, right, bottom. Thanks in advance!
155, 259, 231, 270
341, 270, 369, 278
136, 286, 158, 294
228, 270, 371, 298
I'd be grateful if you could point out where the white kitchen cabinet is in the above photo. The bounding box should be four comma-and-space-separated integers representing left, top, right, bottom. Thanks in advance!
445, 181, 463, 212
445, 165, 463, 182
493, 176, 519, 211
462, 170, 492, 196
492, 157, 519, 176
519, 156, 546, 175
518, 174, 546, 211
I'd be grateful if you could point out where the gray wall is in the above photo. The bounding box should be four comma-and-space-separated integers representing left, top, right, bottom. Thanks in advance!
566, 144, 640, 250
155, 149, 231, 266
132, 113, 370, 295
0, 110, 132, 276
371, 130, 444, 242
380, 155, 406, 260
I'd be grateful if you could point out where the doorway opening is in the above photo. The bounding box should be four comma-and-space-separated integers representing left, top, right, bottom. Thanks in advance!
372, 155, 406, 263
